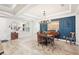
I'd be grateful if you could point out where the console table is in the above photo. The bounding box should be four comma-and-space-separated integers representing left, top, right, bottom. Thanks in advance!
11, 32, 18, 40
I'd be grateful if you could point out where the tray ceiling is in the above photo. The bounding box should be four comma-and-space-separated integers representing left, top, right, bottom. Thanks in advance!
0, 4, 78, 20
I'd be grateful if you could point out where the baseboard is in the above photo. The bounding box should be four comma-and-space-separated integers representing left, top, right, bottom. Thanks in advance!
58, 39, 79, 46
76, 42, 79, 46
1, 40, 9, 43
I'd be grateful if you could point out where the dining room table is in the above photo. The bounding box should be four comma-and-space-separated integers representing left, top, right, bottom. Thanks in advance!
42, 34, 55, 46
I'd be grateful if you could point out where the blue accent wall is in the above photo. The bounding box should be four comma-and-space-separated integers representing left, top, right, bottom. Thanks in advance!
59, 16, 75, 39
40, 22, 48, 32
39, 16, 75, 39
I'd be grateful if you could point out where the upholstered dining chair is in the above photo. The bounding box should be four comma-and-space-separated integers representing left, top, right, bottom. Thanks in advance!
37, 32, 46, 47
66, 32, 76, 45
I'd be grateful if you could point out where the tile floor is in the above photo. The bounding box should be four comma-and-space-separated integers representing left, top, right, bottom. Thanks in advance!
1, 35, 79, 55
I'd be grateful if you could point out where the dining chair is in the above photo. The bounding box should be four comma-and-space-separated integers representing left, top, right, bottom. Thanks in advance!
66, 32, 76, 45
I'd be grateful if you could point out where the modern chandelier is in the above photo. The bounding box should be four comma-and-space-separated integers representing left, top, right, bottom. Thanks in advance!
40, 10, 50, 23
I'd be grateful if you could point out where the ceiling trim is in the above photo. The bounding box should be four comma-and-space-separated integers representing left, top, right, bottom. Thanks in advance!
15, 5, 32, 16
0, 11, 13, 16
15, 4, 38, 16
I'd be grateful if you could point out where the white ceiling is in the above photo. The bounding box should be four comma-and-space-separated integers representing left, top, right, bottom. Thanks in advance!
0, 4, 26, 15
16, 4, 70, 20
0, 4, 78, 20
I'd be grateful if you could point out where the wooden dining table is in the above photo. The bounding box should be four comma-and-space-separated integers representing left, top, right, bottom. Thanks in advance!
41, 34, 54, 46
37, 32, 55, 46
47, 31, 59, 38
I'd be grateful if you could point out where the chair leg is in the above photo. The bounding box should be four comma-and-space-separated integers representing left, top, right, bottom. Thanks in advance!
66, 39, 67, 43
50, 41, 54, 49
38, 43, 39, 46
74, 42, 76, 45
41, 44, 43, 47
70, 41, 72, 45
69, 40, 76, 45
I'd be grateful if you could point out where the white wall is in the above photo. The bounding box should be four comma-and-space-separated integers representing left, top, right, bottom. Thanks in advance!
18, 20, 40, 39
7, 19, 40, 39
0, 17, 40, 40
76, 14, 79, 45
73, 5, 79, 45
0, 18, 10, 40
